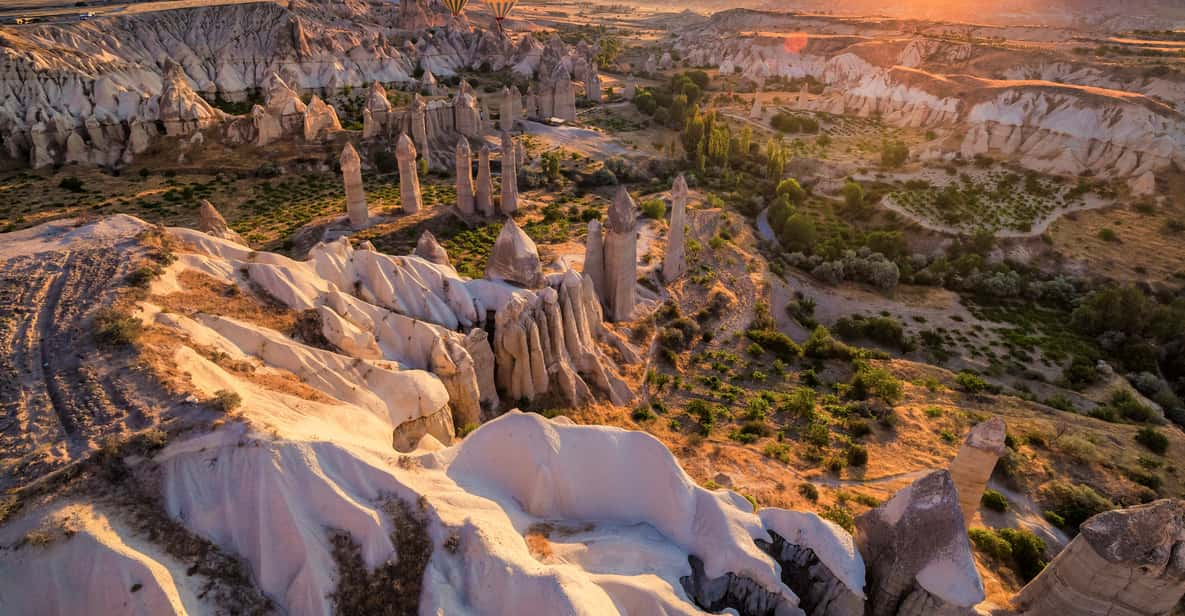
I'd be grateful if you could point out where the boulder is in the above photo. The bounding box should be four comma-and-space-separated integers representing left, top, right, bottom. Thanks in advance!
414, 230, 450, 266
485, 219, 544, 289
854, 470, 984, 616
197, 200, 247, 246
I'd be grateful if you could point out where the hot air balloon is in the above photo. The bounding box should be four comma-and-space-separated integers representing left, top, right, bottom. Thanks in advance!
482, 0, 517, 32
440, 0, 469, 18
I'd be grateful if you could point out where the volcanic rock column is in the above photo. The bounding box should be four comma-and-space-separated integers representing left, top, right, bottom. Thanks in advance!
1014, 499, 1185, 616
583, 219, 605, 301
340, 143, 369, 228
948, 416, 1007, 526
411, 94, 430, 169
587, 65, 602, 103
663, 174, 688, 282
602, 186, 638, 322
500, 86, 517, 132
455, 138, 475, 215
396, 134, 422, 214
500, 131, 518, 215
476, 145, 494, 217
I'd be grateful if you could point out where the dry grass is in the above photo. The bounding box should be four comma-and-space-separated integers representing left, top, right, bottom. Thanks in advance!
1049, 197, 1185, 286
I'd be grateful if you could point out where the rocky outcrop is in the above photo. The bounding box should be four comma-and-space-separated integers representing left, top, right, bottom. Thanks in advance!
396, 133, 422, 214
302, 95, 341, 143
673, 29, 1185, 180
414, 231, 450, 266
854, 471, 984, 616
1014, 499, 1185, 616
456, 138, 476, 215
485, 220, 544, 289
948, 417, 1007, 525
586, 65, 602, 103
476, 145, 495, 217
500, 131, 519, 215
197, 200, 246, 246
680, 554, 805, 616
663, 174, 689, 282
758, 509, 865, 616
340, 142, 368, 228
601, 186, 638, 322
0, 0, 596, 170
158, 60, 222, 137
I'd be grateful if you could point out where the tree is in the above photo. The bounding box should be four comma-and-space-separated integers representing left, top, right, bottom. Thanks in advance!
633, 90, 657, 115
881, 139, 909, 167
779, 213, 817, 252
842, 180, 864, 210
777, 178, 807, 206
669, 94, 689, 128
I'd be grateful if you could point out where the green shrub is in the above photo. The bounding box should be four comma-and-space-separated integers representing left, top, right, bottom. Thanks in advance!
210, 389, 242, 413
1135, 426, 1169, 454
998, 527, 1047, 582
955, 371, 990, 394
803, 422, 830, 447
1042, 481, 1114, 530
981, 489, 1010, 513
631, 405, 657, 422
968, 528, 1012, 561
820, 505, 854, 533
1042, 510, 1065, 527
763, 442, 791, 463
93, 308, 142, 346
59, 176, 85, 192
783, 387, 817, 417
640, 198, 666, 220
847, 418, 873, 438
745, 329, 801, 360
846, 445, 868, 467
849, 362, 903, 405
803, 325, 857, 360
798, 482, 819, 501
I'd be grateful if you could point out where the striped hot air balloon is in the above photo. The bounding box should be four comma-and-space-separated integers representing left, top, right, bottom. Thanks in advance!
440, 0, 468, 17
482, 0, 517, 29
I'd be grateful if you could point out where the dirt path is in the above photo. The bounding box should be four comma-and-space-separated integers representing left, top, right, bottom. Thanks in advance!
0, 245, 164, 490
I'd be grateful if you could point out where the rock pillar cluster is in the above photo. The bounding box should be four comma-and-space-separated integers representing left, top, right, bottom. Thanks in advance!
396, 134, 422, 214
663, 174, 688, 282
340, 142, 368, 228
948, 416, 1007, 525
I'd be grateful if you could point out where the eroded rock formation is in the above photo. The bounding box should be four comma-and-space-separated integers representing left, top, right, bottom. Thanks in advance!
396, 133, 423, 214
601, 186, 638, 322
476, 145, 495, 217
1014, 498, 1185, 616
456, 138, 476, 215
855, 470, 984, 616
948, 417, 1007, 525
663, 174, 689, 282
340, 142, 369, 228
500, 131, 519, 215
197, 200, 246, 246
485, 219, 544, 289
